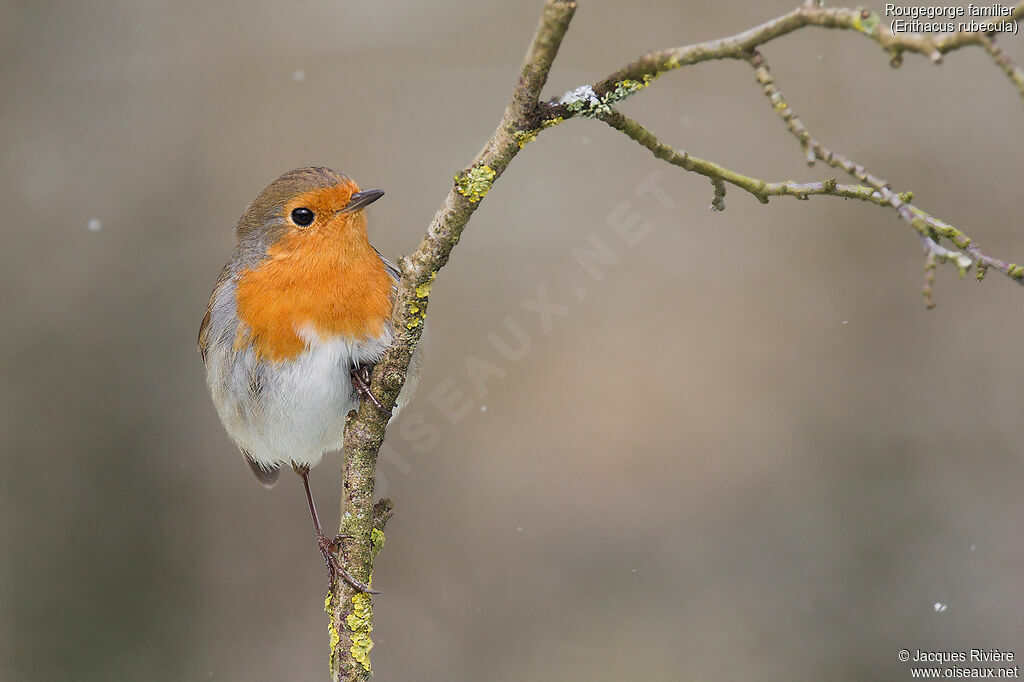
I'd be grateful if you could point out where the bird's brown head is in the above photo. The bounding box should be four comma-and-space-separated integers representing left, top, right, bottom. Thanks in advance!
233, 166, 384, 265
229, 167, 393, 361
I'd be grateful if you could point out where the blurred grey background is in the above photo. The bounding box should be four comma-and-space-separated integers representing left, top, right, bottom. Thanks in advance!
2, 1, 1023, 680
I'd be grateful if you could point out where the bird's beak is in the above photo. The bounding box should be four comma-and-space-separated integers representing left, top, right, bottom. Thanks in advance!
338, 189, 385, 215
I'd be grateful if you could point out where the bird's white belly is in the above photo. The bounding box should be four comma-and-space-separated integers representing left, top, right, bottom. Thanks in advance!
210, 329, 391, 470
250, 340, 357, 468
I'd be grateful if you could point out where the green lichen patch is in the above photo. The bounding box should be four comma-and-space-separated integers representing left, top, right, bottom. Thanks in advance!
406, 301, 427, 329
416, 271, 437, 299
407, 272, 435, 328
605, 75, 654, 105
455, 164, 496, 203
515, 117, 563, 148
1008, 264, 1024, 280
325, 592, 341, 673
514, 129, 538, 148
347, 593, 374, 673
948, 231, 971, 249
559, 76, 655, 119
853, 7, 880, 35
370, 528, 386, 557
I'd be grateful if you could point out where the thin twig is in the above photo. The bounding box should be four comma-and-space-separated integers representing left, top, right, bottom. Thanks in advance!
979, 33, 1024, 102
594, 108, 985, 285
746, 49, 1023, 287
541, 2, 1024, 122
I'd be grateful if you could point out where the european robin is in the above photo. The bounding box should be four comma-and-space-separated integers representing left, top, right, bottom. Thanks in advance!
198, 166, 421, 592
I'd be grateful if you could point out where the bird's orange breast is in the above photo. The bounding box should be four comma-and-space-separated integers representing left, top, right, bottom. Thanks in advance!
233, 213, 393, 363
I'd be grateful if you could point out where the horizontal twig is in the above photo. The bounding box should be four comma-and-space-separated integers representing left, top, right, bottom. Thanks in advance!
593, 109, 979, 265
541, 1, 1024, 122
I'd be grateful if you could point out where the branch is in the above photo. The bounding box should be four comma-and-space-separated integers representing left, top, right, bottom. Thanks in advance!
979, 33, 1024, 100
593, 108, 998, 285
540, 0, 1024, 123
745, 48, 1024, 286
595, 108, 893, 206
523, 7, 1024, 290
323, 3, 1024, 679
326, 2, 576, 680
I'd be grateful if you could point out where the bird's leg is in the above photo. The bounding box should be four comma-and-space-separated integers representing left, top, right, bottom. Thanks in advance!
350, 364, 391, 417
295, 464, 379, 595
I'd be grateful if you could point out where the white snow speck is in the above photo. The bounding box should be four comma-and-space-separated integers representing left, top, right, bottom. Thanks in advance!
559, 85, 598, 106
292, 69, 305, 82
842, 320, 848, 325
88, 219, 102, 232
480, 405, 487, 412
934, 602, 947, 613
970, 544, 976, 551
516, 526, 523, 532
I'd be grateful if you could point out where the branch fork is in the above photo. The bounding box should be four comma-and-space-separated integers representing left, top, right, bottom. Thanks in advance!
326, 3, 1024, 678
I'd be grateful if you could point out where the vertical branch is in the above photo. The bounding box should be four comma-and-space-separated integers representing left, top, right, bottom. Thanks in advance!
320, 3, 1024, 680
326, 2, 576, 680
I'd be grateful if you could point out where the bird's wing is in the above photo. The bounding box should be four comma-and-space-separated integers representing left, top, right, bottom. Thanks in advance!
198, 264, 233, 365
374, 249, 401, 290
197, 307, 212, 364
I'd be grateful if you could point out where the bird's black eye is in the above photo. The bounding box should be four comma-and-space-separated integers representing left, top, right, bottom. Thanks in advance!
291, 207, 315, 226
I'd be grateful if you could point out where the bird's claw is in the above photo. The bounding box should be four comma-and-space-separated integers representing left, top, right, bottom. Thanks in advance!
318, 533, 379, 594
350, 365, 391, 417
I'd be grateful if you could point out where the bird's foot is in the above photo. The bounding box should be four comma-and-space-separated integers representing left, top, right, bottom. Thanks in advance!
318, 533, 379, 594
350, 365, 392, 417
